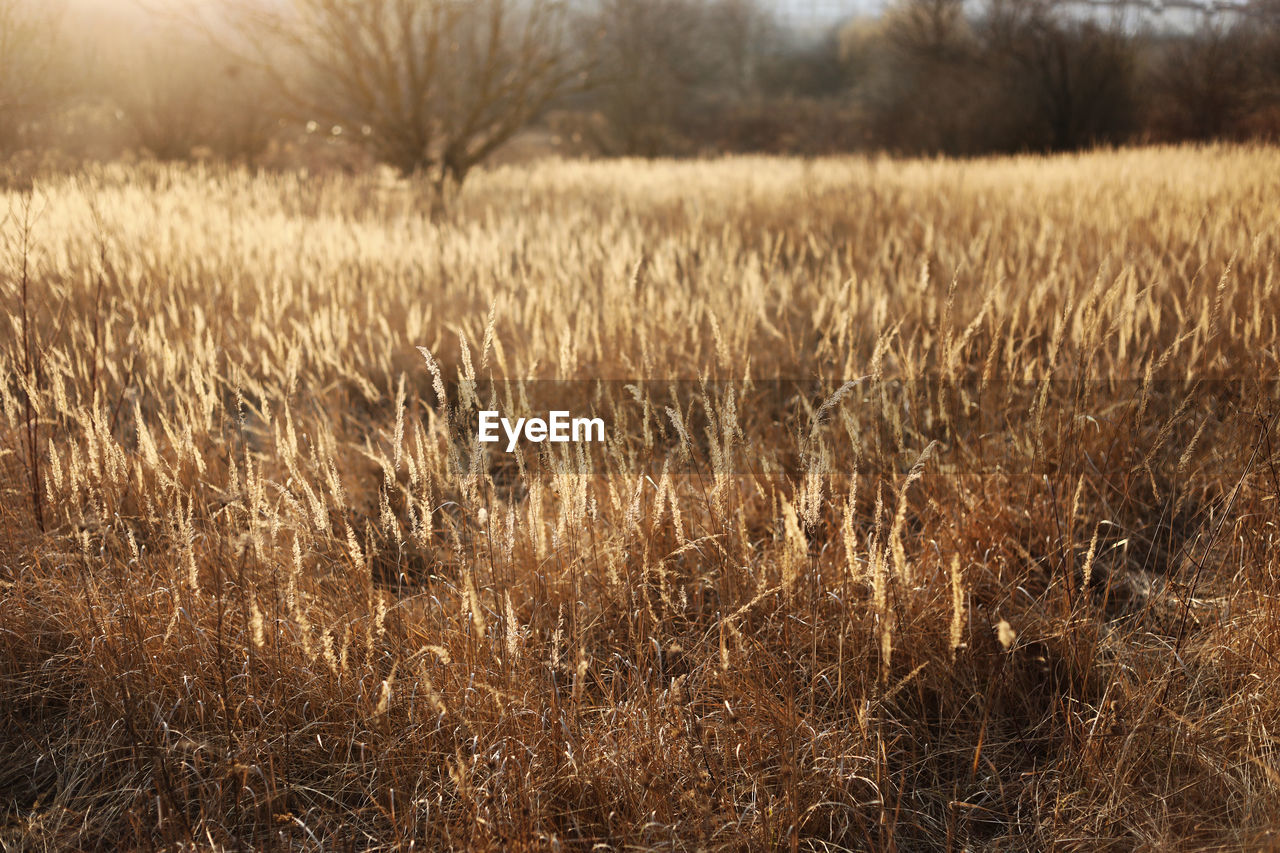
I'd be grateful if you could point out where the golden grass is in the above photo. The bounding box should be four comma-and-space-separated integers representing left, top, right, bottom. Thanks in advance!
2, 144, 1280, 849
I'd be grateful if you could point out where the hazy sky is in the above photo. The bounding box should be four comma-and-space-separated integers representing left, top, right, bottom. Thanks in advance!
68, 0, 885, 27
774, 0, 883, 23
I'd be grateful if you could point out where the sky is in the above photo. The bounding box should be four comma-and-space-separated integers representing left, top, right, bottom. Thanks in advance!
68, 0, 884, 27
774, 0, 883, 25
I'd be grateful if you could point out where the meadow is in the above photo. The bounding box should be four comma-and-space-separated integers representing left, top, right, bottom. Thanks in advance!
2, 146, 1280, 849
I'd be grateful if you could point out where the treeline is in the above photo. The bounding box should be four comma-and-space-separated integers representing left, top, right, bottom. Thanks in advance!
2, 0, 1279, 179
575, 0, 1280, 156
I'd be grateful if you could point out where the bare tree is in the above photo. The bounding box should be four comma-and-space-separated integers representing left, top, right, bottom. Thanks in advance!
1252, 0, 1280, 115
226, 0, 582, 200
578, 0, 769, 156
0, 0, 67, 155
847, 0, 1137, 154
843, 0, 992, 154
714, 0, 771, 99
112, 41, 219, 162
579, 0, 707, 155
980, 0, 1137, 151
883, 0, 973, 62
111, 34, 281, 164
1149, 22, 1261, 140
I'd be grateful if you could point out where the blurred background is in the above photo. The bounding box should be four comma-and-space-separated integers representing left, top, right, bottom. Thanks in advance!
3, 0, 1279, 179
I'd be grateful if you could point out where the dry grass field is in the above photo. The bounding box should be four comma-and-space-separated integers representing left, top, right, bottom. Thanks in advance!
3, 145, 1280, 850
